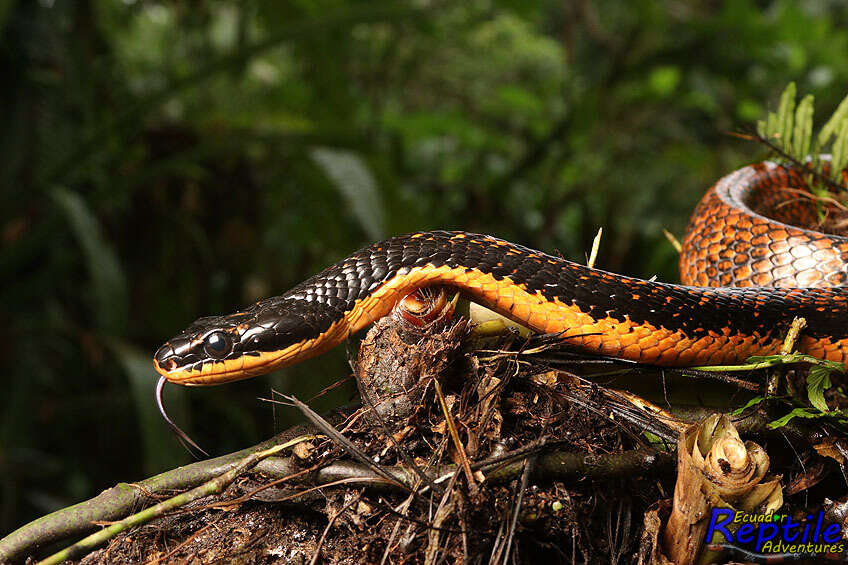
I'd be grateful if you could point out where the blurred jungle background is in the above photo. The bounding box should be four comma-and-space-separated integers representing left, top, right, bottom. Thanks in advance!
4, 0, 848, 534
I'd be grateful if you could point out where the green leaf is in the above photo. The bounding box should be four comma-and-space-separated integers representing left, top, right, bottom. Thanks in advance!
766, 111, 779, 139
641, 431, 666, 447
757, 119, 767, 139
793, 94, 814, 162
52, 187, 128, 335
494, 85, 544, 115
776, 82, 796, 150
768, 407, 824, 429
810, 137, 822, 176
831, 119, 848, 182
732, 395, 764, 415
310, 147, 386, 241
807, 364, 834, 413
818, 91, 848, 147
648, 66, 681, 97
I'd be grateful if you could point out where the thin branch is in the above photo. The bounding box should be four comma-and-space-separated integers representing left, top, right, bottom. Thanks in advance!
0, 410, 356, 563
730, 129, 845, 194
36, 439, 303, 565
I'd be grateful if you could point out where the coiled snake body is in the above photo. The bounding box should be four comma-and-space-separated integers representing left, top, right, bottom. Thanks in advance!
154, 162, 848, 385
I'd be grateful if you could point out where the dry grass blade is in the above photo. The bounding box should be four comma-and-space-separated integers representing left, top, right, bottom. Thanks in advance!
425, 471, 460, 565
587, 227, 603, 268
434, 379, 477, 491
379, 493, 416, 565
662, 229, 682, 253
775, 187, 848, 212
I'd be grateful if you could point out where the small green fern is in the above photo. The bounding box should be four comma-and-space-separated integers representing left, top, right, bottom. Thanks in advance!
756, 82, 848, 186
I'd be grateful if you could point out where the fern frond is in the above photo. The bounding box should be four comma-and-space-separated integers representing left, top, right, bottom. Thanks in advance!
765, 111, 779, 139
817, 91, 848, 147
756, 119, 766, 139
749, 83, 848, 191
793, 94, 814, 163
832, 120, 848, 183
775, 82, 796, 149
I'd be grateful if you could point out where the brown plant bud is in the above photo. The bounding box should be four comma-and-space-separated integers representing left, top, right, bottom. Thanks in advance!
662, 414, 782, 565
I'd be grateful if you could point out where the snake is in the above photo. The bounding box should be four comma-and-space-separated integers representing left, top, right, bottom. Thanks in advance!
153, 162, 848, 387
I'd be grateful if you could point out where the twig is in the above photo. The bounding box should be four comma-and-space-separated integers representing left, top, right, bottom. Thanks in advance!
495, 453, 537, 565
776, 187, 848, 212
149, 520, 218, 564
196, 461, 322, 510
691, 351, 838, 373
730, 129, 846, 194
781, 317, 807, 356
769, 316, 808, 395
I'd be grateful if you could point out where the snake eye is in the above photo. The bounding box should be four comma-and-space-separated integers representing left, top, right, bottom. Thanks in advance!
203, 332, 231, 358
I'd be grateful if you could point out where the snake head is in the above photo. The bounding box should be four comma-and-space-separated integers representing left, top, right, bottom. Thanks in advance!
153, 304, 326, 385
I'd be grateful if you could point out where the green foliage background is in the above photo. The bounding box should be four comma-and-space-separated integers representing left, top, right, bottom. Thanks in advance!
4, 0, 848, 533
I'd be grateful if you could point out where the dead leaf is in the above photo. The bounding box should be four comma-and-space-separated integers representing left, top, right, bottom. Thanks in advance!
292, 441, 314, 460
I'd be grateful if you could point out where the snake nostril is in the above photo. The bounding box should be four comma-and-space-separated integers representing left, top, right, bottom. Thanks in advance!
154, 345, 180, 373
